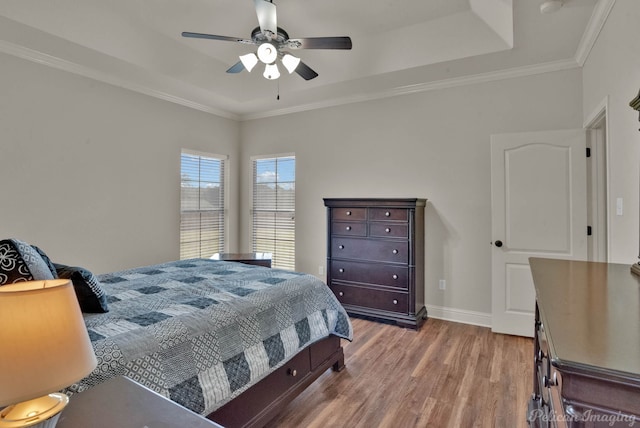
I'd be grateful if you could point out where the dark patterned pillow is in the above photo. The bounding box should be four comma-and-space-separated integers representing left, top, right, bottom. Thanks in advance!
0, 239, 55, 285
54, 264, 109, 313
31, 245, 58, 279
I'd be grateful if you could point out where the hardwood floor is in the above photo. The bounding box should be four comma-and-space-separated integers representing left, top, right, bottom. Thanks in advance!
267, 317, 533, 428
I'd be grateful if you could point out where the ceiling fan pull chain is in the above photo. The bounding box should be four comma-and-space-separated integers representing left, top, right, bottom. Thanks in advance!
277, 79, 280, 100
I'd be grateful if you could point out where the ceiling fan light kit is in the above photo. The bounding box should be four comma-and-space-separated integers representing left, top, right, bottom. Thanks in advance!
182, 0, 352, 81
257, 42, 278, 64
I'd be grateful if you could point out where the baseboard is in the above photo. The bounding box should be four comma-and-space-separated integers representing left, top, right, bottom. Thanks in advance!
425, 304, 492, 328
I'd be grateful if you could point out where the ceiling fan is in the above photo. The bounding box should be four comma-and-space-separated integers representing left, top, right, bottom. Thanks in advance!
182, 0, 352, 81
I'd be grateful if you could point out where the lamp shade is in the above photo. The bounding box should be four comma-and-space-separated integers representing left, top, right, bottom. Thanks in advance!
281, 54, 301, 74
263, 63, 280, 80
239, 53, 258, 72
0, 280, 97, 407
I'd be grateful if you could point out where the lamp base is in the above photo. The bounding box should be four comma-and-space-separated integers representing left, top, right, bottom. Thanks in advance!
0, 393, 68, 428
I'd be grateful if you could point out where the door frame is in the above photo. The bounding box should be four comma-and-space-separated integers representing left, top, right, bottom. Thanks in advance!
584, 96, 610, 262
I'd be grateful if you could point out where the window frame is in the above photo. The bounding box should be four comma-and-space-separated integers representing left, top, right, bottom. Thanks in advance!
180, 149, 229, 259
250, 152, 296, 270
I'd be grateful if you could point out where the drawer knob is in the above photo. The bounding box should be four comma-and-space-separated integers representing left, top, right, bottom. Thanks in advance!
385, 228, 391, 233
392, 249, 398, 254
392, 274, 398, 280
338, 291, 344, 296
346, 226, 351, 231
339, 245, 344, 250
339, 268, 345, 273
288, 368, 297, 377
385, 211, 391, 217
346, 211, 352, 216
393, 299, 398, 305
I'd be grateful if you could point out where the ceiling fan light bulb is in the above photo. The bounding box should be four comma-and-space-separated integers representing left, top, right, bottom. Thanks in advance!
239, 53, 258, 72
257, 43, 278, 64
263, 63, 280, 80
282, 54, 301, 74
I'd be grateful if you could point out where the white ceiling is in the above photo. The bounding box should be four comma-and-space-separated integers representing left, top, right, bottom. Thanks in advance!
0, 0, 600, 120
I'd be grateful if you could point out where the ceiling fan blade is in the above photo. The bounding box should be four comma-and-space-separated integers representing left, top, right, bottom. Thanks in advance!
226, 61, 245, 73
254, 0, 277, 36
181, 32, 254, 44
295, 61, 319, 80
287, 36, 352, 50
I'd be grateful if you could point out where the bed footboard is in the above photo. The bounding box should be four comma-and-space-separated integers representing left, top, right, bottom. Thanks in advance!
208, 335, 344, 428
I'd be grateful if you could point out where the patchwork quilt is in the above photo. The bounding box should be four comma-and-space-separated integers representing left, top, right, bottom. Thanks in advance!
65, 259, 353, 416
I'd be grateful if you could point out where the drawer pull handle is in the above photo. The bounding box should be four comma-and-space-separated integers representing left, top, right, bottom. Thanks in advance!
385, 228, 391, 233
393, 299, 398, 305
392, 274, 398, 280
288, 368, 297, 377
346, 226, 351, 231
339, 245, 345, 250
543, 373, 558, 387
338, 291, 344, 297
385, 211, 391, 217
392, 249, 398, 254
339, 268, 345, 273
346, 211, 352, 216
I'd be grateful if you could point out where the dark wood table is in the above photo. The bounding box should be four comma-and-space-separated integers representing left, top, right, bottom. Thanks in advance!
210, 252, 272, 268
57, 376, 223, 428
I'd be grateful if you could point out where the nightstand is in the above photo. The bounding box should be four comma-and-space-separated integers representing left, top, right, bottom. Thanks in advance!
211, 252, 272, 268
57, 376, 223, 428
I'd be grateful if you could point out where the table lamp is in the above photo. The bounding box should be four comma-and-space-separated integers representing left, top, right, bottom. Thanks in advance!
0, 279, 97, 428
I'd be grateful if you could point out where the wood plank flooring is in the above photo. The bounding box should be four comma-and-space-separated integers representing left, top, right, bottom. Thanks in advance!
267, 317, 533, 428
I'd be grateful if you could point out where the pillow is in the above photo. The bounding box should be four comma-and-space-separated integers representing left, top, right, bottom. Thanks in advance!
54, 263, 109, 313
31, 245, 59, 279
0, 239, 55, 285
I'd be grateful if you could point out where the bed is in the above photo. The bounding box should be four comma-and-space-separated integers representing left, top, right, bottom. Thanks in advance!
0, 239, 352, 427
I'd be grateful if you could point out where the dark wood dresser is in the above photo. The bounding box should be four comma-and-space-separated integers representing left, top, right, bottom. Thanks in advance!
529, 258, 640, 427
324, 198, 427, 329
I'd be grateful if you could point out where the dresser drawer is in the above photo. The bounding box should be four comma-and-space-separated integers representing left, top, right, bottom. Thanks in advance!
369, 223, 409, 238
369, 208, 408, 222
331, 221, 367, 237
331, 260, 408, 289
331, 284, 408, 313
332, 208, 366, 221
331, 238, 409, 264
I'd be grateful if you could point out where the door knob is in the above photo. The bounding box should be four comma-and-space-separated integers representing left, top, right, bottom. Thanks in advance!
494, 240, 503, 248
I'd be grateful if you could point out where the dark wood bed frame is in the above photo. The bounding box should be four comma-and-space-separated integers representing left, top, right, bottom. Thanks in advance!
207, 335, 345, 427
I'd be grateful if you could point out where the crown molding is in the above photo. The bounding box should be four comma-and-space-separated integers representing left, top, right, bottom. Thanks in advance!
0, 11, 595, 123
242, 58, 580, 121
0, 39, 239, 121
574, 0, 616, 66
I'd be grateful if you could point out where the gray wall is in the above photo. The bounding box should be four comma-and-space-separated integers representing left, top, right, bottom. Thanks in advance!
582, 0, 640, 264
0, 52, 241, 274
240, 69, 583, 321
1, 0, 638, 323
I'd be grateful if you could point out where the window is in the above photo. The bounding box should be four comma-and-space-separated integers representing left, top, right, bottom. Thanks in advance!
180, 150, 227, 259
252, 154, 295, 270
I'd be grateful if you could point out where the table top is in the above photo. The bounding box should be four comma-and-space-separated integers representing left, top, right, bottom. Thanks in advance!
57, 376, 223, 428
530, 257, 640, 382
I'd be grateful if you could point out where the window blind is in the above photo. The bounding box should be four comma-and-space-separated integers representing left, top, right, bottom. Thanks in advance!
180, 151, 226, 259
252, 155, 295, 270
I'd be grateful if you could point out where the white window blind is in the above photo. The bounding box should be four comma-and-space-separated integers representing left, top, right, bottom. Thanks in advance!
180, 150, 226, 259
252, 155, 295, 270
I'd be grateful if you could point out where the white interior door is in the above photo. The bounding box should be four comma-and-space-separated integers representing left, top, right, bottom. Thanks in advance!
491, 129, 587, 337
